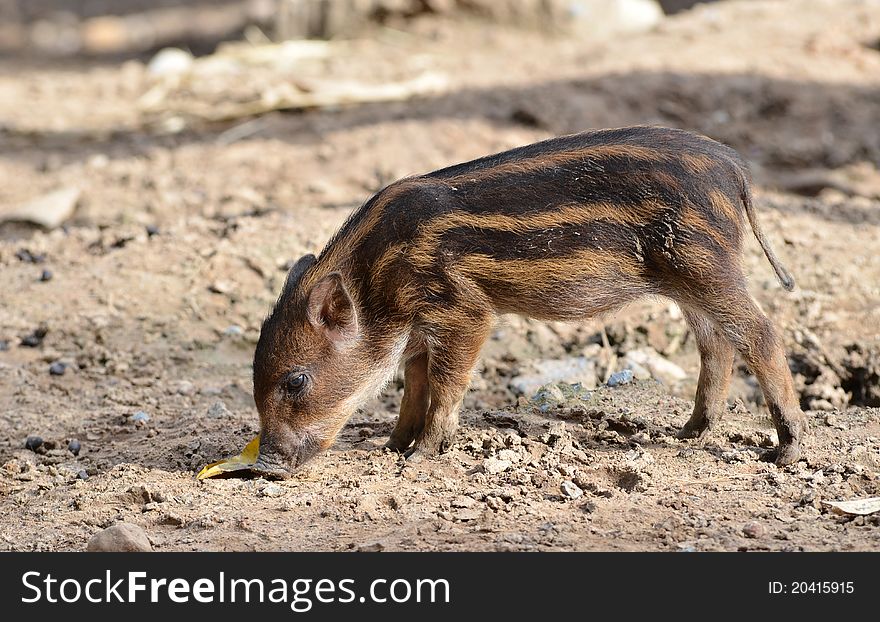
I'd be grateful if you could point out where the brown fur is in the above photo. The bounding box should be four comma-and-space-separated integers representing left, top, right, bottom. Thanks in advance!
251, 126, 806, 476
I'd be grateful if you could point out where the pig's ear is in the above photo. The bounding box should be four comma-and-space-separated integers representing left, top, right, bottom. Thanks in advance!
306, 272, 358, 346
282, 254, 317, 298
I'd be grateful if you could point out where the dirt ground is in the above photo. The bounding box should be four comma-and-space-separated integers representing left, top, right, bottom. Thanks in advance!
1, 0, 879, 551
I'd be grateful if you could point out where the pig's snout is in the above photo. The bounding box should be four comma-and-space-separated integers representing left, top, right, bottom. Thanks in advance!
252, 428, 323, 478
252, 449, 291, 479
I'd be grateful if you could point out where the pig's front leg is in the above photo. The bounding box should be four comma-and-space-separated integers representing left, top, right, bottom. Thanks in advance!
406, 312, 493, 460
385, 352, 429, 452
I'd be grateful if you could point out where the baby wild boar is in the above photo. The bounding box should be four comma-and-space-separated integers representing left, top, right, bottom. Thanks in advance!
251, 126, 807, 476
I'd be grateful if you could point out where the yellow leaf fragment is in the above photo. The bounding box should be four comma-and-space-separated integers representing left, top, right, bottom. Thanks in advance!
196, 435, 261, 480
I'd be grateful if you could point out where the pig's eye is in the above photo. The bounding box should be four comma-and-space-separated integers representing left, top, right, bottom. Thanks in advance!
284, 372, 308, 396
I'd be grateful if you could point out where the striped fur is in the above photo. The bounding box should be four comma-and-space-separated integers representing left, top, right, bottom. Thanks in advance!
251, 126, 806, 476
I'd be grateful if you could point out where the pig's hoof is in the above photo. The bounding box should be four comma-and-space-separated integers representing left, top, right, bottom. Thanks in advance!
676, 421, 712, 442
773, 441, 801, 466
403, 447, 427, 463
383, 437, 412, 452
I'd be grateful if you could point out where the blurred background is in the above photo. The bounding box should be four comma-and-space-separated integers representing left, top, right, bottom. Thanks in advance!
1, 0, 879, 551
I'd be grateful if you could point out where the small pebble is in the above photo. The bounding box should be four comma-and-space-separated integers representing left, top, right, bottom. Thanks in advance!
146, 224, 160, 237
561, 480, 584, 500
258, 483, 285, 498
530, 384, 566, 413
224, 325, 244, 337
483, 456, 512, 475
451, 495, 477, 509
77, 469, 89, 480
25, 435, 44, 451
175, 380, 196, 396
39, 269, 53, 282
743, 521, 766, 539
68, 439, 81, 456
49, 361, 66, 376
0, 339, 8, 351
15, 248, 46, 264
20, 327, 48, 348
206, 401, 233, 419
630, 431, 651, 445
130, 411, 150, 424
607, 369, 634, 387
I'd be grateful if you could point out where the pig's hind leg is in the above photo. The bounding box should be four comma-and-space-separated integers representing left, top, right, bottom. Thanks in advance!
677, 308, 736, 440
681, 283, 807, 466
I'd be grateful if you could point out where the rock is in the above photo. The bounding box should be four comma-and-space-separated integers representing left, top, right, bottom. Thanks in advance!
357, 542, 385, 552
130, 411, 150, 424
148, 47, 194, 76
630, 432, 651, 445
146, 224, 160, 237
574, 0, 663, 36
496, 449, 521, 463
20, 327, 48, 348
68, 439, 81, 456
510, 356, 598, 395
623, 348, 687, 385
454, 508, 482, 521
39, 269, 53, 282
824, 413, 838, 426
529, 382, 592, 412
451, 495, 477, 509
530, 383, 566, 413
257, 482, 285, 498
25, 436, 43, 451
483, 456, 512, 475
1, 187, 80, 229
561, 480, 584, 500
223, 325, 244, 337
86, 523, 152, 552
742, 521, 766, 539
625, 360, 652, 380
174, 380, 196, 396
49, 361, 66, 376
208, 280, 234, 295
15, 248, 46, 264
206, 401, 233, 419
76, 469, 89, 480
607, 369, 634, 387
